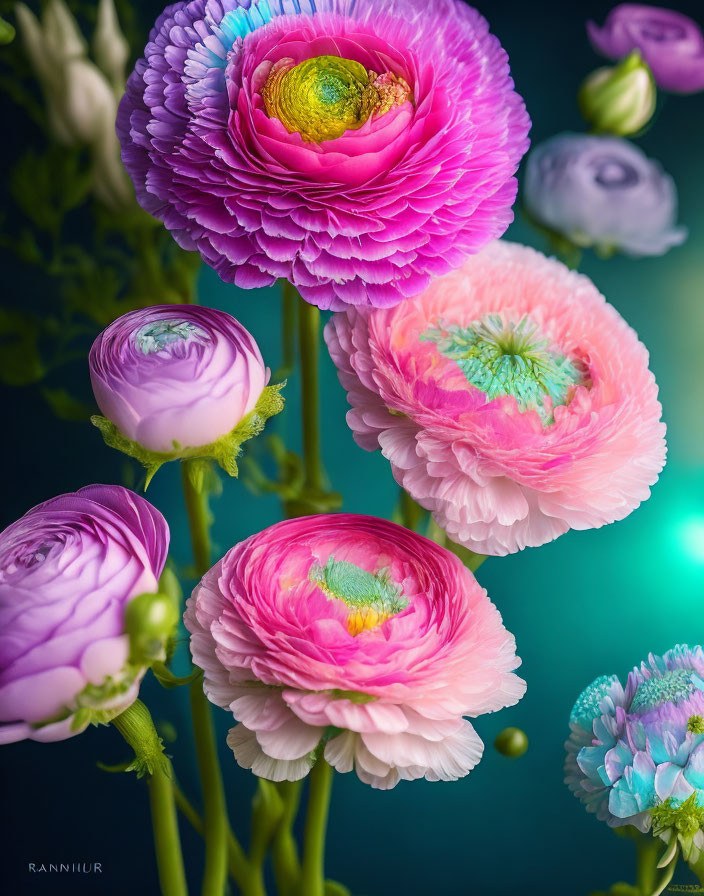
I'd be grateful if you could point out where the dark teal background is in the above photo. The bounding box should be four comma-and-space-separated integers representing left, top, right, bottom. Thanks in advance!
2, 1, 704, 893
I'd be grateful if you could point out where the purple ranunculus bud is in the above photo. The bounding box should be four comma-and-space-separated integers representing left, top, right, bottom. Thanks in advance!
0, 485, 170, 744
90, 306, 278, 479
524, 132, 687, 257
587, 3, 704, 94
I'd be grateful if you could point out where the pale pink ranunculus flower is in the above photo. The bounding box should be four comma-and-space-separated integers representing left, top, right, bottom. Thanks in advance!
325, 240, 667, 556
185, 514, 524, 788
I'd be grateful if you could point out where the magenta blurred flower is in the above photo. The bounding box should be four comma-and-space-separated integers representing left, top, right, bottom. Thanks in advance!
117, 0, 530, 311
588, 4, 704, 94
185, 513, 524, 788
90, 305, 282, 481
0, 485, 169, 744
325, 241, 667, 556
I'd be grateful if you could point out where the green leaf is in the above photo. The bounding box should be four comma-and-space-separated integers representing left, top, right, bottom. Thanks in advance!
0, 309, 43, 385
41, 387, 95, 422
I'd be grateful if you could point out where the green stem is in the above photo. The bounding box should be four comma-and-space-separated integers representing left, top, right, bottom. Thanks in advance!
181, 460, 229, 896
635, 836, 660, 893
112, 702, 188, 896
281, 281, 298, 375
189, 680, 230, 896
298, 296, 323, 493
689, 851, 704, 885
399, 488, 426, 532
180, 460, 212, 577
300, 760, 333, 896
272, 782, 303, 896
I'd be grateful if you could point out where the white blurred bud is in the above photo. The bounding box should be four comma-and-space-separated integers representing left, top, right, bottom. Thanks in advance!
94, 0, 130, 92
42, 0, 86, 63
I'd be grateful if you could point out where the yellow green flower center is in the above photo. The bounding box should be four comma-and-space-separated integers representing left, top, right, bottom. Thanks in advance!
309, 556, 408, 636
261, 55, 411, 143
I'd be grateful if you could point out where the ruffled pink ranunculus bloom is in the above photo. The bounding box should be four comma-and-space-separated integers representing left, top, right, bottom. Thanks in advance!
325, 241, 667, 556
90, 305, 268, 453
185, 514, 524, 788
0, 486, 169, 744
117, 0, 530, 311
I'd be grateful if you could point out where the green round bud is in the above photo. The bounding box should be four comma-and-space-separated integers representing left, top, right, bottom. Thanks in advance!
493, 726, 529, 758
125, 592, 179, 665
578, 51, 656, 137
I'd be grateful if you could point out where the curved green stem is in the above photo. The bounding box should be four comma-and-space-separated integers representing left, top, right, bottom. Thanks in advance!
173, 784, 250, 892
112, 701, 187, 896
298, 296, 323, 493
181, 460, 229, 896
300, 760, 333, 896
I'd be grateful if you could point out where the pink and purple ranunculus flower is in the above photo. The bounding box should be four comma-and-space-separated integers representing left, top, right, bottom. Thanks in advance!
185, 513, 525, 788
90, 304, 269, 454
325, 240, 667, 556
117, 0, 530, 310
566, 646, 704, 862
588, 4, 704, 94
0, 486, 169, 744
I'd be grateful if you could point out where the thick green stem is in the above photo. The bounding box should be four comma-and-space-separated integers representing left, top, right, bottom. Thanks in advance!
112, 701, 187, 896
272, 781, 303, 896
181, 460, 229, 896
298, 296, 323, 493
635, 836, 660, 893
300, 760, 333, 896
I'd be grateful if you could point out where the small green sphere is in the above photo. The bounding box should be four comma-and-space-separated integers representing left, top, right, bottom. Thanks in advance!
494, 726, 529, 758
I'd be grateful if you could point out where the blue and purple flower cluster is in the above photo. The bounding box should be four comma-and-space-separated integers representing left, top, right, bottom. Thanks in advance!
566, 645, 704, 862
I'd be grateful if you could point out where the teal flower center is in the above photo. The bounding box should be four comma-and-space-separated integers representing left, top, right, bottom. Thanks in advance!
631, 669, 698, 714
422, 314, 587, 425
309, 557, 408, 635
570, 674, 619, 728
135, 320, 208, 355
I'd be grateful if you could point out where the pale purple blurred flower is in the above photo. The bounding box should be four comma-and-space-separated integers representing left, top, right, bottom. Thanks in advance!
524, 132, 687, 257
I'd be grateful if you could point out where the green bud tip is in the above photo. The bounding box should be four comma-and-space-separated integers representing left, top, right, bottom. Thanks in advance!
578, 50, 656, 138
494, 726, 529, 758
124, 592, 179, 664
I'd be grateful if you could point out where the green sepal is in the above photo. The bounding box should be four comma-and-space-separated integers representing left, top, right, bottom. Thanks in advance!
110, 700, 171, 778
91, 382, 285, 488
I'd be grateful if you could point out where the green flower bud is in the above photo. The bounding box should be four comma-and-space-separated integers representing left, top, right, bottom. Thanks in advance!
578, 51, 656, 137
494, 726, 529, 758
125, 592, 179, 665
